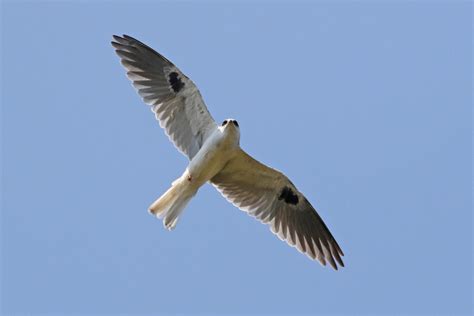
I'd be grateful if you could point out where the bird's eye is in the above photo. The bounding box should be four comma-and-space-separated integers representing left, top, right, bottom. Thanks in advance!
232, 120, 239, 127
222, 120, 228, 126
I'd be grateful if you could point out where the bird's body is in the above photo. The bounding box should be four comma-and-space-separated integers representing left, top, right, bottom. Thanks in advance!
149, 121, 241, 229
112, 34, 345, 269
187, 121, 240, 188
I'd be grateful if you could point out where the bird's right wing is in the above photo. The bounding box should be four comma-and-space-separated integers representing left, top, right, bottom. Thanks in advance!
211, 149, 344, 269
111, 35, 217, 160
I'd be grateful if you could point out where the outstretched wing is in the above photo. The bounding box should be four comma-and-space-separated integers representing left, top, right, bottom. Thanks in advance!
211, 149, 344, 269
111, 34, 217, 160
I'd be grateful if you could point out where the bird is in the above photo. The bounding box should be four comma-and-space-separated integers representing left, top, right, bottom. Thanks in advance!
111, 34, 344, 270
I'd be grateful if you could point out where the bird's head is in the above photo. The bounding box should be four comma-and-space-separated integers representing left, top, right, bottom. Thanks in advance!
220, 118, 240, 144
221, 118, 239, 128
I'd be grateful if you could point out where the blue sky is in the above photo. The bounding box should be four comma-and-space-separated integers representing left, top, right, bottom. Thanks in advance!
1, 1, 472, 315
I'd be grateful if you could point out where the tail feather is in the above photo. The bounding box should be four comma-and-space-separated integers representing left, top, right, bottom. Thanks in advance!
149, 176, 196, 230
163, 193, 194, 230
149, 185, 178, 214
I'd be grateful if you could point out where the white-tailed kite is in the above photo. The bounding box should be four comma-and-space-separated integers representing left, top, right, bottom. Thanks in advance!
112, 35, 344, 269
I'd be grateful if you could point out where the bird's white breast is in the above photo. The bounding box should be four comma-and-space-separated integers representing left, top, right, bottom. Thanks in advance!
186, 126, 239, 187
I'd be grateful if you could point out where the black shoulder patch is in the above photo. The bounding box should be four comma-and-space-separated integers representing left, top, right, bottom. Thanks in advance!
278, 186, 299, 205
168, 72, 185, 93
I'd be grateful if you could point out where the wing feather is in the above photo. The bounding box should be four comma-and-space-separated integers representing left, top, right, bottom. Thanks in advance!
211, 149, 344, 269
112, 34, 217, 159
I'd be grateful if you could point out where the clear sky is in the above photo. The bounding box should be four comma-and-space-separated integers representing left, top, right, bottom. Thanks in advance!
1, 1, 472, 315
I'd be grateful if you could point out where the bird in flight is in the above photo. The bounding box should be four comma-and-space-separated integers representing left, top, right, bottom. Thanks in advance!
111, 34, 344, 269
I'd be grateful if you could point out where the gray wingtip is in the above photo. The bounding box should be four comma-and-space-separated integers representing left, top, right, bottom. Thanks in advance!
111, 34, 135, 45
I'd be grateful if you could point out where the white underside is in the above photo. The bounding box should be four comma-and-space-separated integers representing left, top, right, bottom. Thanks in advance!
149, 124, 240, 229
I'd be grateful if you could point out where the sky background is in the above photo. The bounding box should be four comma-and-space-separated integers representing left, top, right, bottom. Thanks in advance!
1, 1, 472, 315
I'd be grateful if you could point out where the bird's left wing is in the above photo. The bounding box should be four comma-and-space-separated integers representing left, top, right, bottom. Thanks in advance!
112, 35, 217, 160
211, 149, 344, 269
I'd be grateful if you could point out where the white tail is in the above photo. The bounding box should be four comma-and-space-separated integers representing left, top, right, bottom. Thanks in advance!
149, 175, 196, 230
